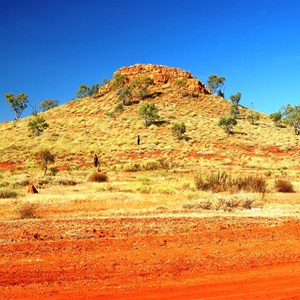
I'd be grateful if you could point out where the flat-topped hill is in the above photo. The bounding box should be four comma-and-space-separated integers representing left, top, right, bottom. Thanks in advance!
0, 64, 299, 175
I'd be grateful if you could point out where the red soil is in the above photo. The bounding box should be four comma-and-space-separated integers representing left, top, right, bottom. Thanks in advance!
0, 216, 300, 299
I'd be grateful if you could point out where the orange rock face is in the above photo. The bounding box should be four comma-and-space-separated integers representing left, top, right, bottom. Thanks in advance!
112, 64, 210, 94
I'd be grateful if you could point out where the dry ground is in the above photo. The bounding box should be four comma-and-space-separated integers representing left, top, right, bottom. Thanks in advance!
0, 215, 300, 299
0, 170, 300, 299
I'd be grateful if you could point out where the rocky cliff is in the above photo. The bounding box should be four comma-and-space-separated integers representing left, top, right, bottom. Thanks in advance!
111, 64, 210, 94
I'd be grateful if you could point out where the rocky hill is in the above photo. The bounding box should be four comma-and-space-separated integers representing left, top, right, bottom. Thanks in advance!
0, 64, 300, 175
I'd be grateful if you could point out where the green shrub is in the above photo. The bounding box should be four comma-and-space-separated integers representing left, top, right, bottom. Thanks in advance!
87, 172, 108, 182
118, 87, 132, 105
139, 102, 159, 127
274, 179, 294, 192
28, 116, 49, 137
218, 116, 237, 134
172, 122, 186, 140
174, 77, 187, 87
111, 73, 126, 92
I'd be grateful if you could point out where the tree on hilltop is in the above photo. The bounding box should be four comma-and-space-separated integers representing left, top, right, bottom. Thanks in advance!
207, 74, 226, 96
76, 83, 99, 98
282, 104, 300, 135
111, 73, 126, 92
269, 111, 283, 127
230, 92, 241, 105
39, 99, 59, 112
230, 92, 242, 119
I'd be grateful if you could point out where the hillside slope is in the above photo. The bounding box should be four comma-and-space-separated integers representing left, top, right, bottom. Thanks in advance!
1, 64, 300, 174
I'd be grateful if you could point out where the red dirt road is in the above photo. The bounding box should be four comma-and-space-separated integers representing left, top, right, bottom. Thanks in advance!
0, 216, 300, 299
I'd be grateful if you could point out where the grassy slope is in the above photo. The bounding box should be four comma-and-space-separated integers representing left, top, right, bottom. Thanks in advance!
0, 67, 300, 177
0, 65, 300, 221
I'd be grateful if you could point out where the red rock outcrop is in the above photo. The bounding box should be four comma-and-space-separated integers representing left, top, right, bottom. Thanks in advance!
111, 64, 210, 94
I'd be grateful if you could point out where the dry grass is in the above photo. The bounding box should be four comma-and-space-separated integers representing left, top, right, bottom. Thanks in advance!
0, 188, 18, 199
0, 76, 299, 176
194, 171, 267, 196
0, 66, 300, 221
0, 169, 298, 221
15, 201, 40, 219
87, 172, 109, 182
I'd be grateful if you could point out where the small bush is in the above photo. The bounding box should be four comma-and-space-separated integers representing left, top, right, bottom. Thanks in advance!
194, 171, 230, 192
172, 122, 186, 140
0, 189, 18, 198
87, 172, 108, 183
233, 176, 267, 194
274, 179, 295, 193
16, 202, 39, 219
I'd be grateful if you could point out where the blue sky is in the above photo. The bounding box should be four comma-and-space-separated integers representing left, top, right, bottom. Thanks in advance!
1, 0, 300, 122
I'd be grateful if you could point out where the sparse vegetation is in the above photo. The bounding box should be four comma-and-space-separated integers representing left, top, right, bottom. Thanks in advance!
174, 77, 187, 88
230, 92, 241, 119
183, 195, 255, 211
0, 64, 299, 223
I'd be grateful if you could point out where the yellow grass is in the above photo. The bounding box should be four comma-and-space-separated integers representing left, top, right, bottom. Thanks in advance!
0, 65, 300, 222
0, 170, 299, 221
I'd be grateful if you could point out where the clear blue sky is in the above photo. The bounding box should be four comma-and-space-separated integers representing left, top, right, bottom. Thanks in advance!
1, 0, 300, 122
